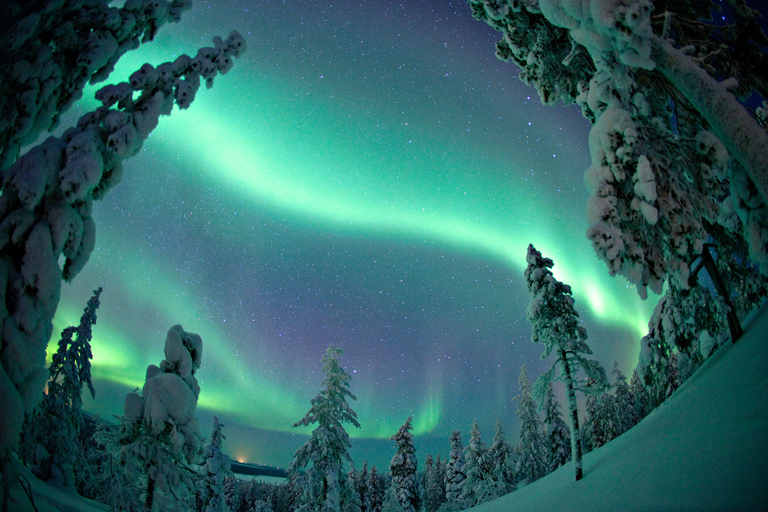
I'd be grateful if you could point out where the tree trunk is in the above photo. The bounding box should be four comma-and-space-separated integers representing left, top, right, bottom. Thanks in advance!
700, 246, 743, 342
651, 35, 768, 207
559, 347, 583, 481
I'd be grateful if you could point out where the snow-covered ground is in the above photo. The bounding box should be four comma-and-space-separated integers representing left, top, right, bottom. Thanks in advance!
14, 307, 768, 511
473, 304, 768, 512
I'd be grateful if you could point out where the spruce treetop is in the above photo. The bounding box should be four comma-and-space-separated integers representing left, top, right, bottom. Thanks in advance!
294, 345, 360, 431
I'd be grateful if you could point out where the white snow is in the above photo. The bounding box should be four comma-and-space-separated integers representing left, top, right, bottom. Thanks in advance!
471, 303, 768, 511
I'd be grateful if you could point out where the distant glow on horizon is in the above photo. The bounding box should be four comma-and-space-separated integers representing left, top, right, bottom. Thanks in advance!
50, 0, 660, 469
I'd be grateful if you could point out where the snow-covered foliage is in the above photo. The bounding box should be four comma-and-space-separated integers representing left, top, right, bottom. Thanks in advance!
629, 369, 650, 421
584, 364, 644, 452
582, 383, 612, 452
20, 286, 101, 490
470, 0, 768, 306
442, 430, 467, 509
388, 417, 419, 512
0, 3, 246, 487
460, 420, 507, 506
343, 462, 367, 512
514, 365, 548, 485
486, 418, 515, 496
290, 345, 360, 512
364, 465, 385, 512
423, 454, 446, 512
524, 244, 607, 481
542, 382, 571, 472
80, 418, 143, 512
0, 0, 194, 170
611, 364, 640, 437
223, 475, 241, 512
107, 325, 205, 511
197, 416, 233, 512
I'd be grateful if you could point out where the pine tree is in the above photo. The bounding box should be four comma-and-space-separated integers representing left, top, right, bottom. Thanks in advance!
290, 346, 360, 512
524, 244, 608, 481
542, 382, 571, 472
353, 462, 369, 512
461, 420, 503, 506
198, 416, 233, 512
630, 369, 651, 421
514, 365, 548, 485
81, 418, 142, 512
486, 418, 515, 496
107, 324, 205, 511
443, 431, 466, 507
389, 417, 419, 512
342, 464, 363, 512
434, 454, 447, 495
363, 466, 384, 512
665, 352, 682, 399
612, 363, 640, 437
223, 475, 241, 512
0, 4, 246, 478
20, 286, 102, 488
582, 381, 613, 452
423, 454, 446, 512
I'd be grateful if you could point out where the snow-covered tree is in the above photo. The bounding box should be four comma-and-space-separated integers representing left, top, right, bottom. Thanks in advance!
582, 379, 613, 453
20, 286, 101, 489
0, 1, 246, 488
343, 462, 367, 512
107, 324, 205, 511
80, 418, 142, 512
380, 485, 401, 512
223, 475, 241, 512
630, 369, 651, 421
197, 416, 233, 512
461, 420, 505, 506
611, 363, 640, 437
542, 382, 571, 472
470, 0, 768, 309
514, 365, 548, 485
423, 454, 446, 512
389, 417, 419, 512
289, 345, 360, 512
486, 418, 515, 494
443, 430, 466, 508
363, 466, 384, 512
524, 244, 608, 481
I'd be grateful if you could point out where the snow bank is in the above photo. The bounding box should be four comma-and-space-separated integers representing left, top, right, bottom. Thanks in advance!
471, 304, 768, 511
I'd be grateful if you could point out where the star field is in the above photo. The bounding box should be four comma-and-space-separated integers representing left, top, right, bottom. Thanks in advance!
48, 0, 656, 470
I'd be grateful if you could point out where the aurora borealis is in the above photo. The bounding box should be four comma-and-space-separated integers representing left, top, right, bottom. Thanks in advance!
47, 0, 657, 470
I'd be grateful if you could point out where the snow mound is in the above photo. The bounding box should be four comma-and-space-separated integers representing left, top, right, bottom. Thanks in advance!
472, 305, 768, 511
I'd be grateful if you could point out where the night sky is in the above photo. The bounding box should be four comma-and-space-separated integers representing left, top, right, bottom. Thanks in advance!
48, 0, 657, 471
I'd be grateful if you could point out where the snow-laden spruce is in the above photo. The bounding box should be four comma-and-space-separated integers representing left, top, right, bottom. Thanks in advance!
524, 244, 608, 481
542, 382, 571, 472
389, 417, 419, 512
0, 2, 246, 490
423, 454, 445, 512
514, 365, 549, 485
442, 430, 467, 510
108, 325, 205, 511
461, 420, 509, 506
197, 416, 233, 512
469, 0, 768, 319
289, 345, 360, 512
364, 465, 385, 512
20, 287, 102, 490
486, 418, 515, 495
